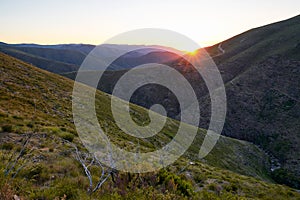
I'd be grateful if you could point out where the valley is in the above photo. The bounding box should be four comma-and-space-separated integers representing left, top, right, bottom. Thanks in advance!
0, 13, 299, 200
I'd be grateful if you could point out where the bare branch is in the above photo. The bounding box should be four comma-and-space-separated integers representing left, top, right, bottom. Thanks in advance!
5, 134, 32, 176
62, 138, 113, 194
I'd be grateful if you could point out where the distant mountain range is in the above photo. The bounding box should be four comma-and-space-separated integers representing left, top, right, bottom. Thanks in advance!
1, 14, 299, 189
0, 42, 181, 73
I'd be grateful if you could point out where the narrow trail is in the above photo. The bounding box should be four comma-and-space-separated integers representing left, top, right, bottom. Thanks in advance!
209, 43, 226, 59
218, 43, 225, 54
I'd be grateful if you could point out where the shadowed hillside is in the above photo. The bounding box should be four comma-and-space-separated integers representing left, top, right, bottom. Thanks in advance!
198, 15, 300, 188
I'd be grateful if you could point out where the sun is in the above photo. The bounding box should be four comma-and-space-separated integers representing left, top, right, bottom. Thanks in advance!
187, 50, 198, 56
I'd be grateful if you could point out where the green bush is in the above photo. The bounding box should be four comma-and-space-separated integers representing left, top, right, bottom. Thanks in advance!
60, 127, 67, 132
194, 173, 205, 183
271, 168, 300, 189
2, 125, 13, 132
0, 143, 14, 150
26, 122, 34, 128
208, 183, 218, 191
29, 182, 79, 200
224, 183, 238, 193
20, 164, 49, 183
12, 115, 23, 119
37, 179, 80, 200
59, 132, 75, 142
158, 170, 194, 197
45, 126, 61, 134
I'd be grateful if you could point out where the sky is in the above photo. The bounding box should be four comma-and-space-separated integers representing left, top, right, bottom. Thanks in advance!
0, 0, 299, 51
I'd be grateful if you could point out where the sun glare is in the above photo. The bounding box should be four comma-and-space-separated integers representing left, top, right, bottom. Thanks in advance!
187, 50, 198, 56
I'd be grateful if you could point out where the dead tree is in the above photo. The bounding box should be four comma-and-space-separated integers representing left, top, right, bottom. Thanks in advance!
62, 139, 113, 194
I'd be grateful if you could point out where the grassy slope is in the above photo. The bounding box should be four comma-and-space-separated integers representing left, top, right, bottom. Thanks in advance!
199, 15, 300, 188
204, 15, 300, 84
1, 52, 299, 199
206, 15, 300, 62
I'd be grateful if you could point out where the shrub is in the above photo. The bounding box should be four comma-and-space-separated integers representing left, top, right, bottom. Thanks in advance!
45, 127, 61, 134
12, 115, 23, 119
208, 183, 217, 191
19, 164, 49, 184
26, 122, 34, 128
53, 182, 79, 199
2, 125, 13, 132
0, 143, 14, 150
60, 127, 67, 132
0, 111, 8, 117
195, 190, 219, 200
271, 168, 300, 188
194, 173, 205, 183
0, 183, 14, 200
158, 170, 194, 197
59, 132, 75, 142
224, 183, 238, 193
36, 180, 80, 200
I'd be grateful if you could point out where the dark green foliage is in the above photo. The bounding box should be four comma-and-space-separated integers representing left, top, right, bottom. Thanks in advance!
271, 168, 300, 189
0, 143, 14, 150
224, 183, 239, 193
19, 164, 49, 183
60, 127, 67, 132
26, 122, 34, 128
59, 132, 75, 142
158, 170, 194, 196
29, 179, 79, 200
2, 125, 12, 132
49, 181, 79, 200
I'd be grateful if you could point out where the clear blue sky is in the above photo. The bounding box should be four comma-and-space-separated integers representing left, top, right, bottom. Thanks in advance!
0, 0, 299, 49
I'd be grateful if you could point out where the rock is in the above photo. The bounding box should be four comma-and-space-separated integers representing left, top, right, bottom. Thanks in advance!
13, 194, 20, 200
